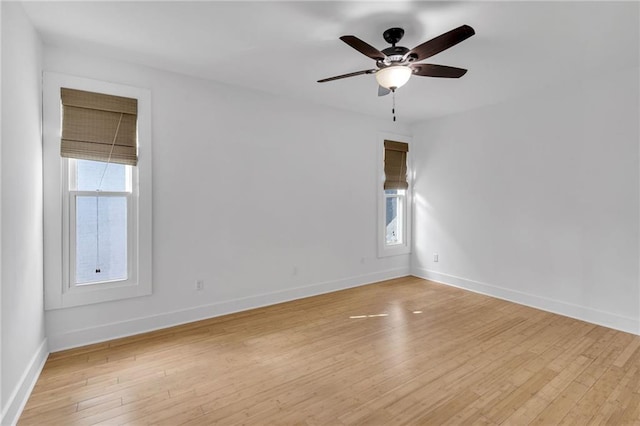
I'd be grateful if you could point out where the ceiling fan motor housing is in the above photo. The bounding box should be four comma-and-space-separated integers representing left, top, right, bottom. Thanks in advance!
381, 46, 410, 65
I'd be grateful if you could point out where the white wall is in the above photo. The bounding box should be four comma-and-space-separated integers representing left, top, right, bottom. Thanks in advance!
411, 65, 640, 334
1, 3, 48, 424
43, 48, 412, 350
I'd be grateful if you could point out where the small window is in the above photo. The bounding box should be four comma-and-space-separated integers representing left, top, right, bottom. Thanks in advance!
385, 189, 405, 246
378, 136, 411, 257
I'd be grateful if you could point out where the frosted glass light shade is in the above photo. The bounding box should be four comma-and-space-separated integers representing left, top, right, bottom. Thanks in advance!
375, 66, 412, 89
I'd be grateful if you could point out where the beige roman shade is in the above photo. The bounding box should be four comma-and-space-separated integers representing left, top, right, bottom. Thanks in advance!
61, 88, 138, 166
384, 140, 409, 190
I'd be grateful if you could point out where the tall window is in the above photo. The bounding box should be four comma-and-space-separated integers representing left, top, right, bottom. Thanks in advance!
43, 73, 152, 309
378, 137, 411, 257
60, 88, 139, 292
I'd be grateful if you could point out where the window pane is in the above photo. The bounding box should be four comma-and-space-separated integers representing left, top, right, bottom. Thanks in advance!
76, 196, 127, 285
76, 159, 128, 192
386, 196, 403, 245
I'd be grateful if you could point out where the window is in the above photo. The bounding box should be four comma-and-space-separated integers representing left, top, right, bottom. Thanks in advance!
43, 73, 152, 309
385, 189, 405, 245
378, 135, 411, 257
66, 159, 136, 289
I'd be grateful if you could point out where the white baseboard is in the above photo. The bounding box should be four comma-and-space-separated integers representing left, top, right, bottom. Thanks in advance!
1, 338, 49, 426
412, 267, 639, 336
48, 267, 411, 352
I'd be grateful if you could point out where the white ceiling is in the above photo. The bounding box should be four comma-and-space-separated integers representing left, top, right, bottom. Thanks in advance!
21, 1, 640, 123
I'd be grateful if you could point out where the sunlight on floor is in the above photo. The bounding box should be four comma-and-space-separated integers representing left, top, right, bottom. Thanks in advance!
349, 314, 389, 319
349, 310, 424, 319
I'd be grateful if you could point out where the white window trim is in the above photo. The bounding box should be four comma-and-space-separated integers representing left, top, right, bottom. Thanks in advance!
377, 132, 412, 258
43, 72, 152, 309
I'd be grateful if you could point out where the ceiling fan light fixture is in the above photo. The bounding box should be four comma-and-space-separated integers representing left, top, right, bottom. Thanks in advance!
375, 66, 412, 90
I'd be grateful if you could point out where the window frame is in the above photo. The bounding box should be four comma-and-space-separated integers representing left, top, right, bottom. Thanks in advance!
377, 133, 412, 258
43, 72, 152, 309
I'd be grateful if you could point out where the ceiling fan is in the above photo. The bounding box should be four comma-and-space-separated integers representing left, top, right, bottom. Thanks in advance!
318, 25, 475, 96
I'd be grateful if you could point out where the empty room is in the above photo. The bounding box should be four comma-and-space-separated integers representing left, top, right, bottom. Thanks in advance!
1, 1, 639, 424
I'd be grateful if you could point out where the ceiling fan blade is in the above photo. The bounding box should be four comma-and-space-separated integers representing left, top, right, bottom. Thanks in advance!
340, 35, 386, 61
405, 25, 475, 62
411, 64, 468, 78
378, 85, 391, 96
317, 69, 376, 83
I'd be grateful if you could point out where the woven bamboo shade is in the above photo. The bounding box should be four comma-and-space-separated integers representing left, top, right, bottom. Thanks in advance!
384, 140, 409, 190
60, 88, 138, 166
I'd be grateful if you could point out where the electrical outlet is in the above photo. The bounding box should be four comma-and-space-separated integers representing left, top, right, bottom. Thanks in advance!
196, 279, 204, 291
292, 266, 298, 276
433, 253, 439, 262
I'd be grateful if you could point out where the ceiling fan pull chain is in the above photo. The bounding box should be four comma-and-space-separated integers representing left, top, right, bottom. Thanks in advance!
392, 89, 396, 121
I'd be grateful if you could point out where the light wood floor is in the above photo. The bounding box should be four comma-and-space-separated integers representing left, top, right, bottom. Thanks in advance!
20, 276, 640, 425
